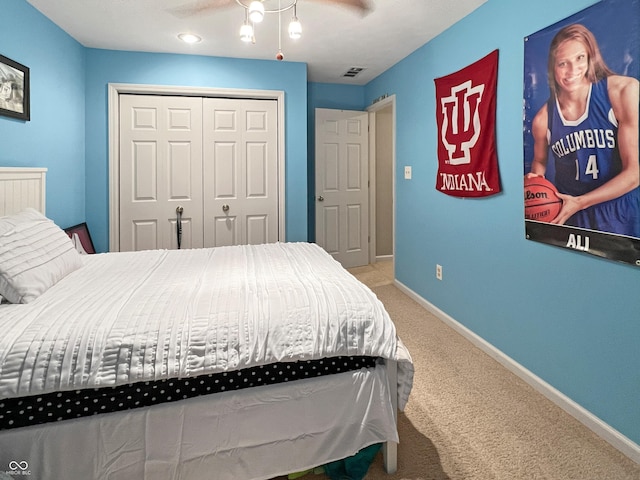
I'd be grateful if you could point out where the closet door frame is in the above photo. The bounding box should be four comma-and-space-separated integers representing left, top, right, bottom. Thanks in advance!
107, 83, 286, 252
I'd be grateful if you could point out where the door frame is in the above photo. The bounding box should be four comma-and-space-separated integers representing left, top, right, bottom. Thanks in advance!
366, 94, 396, 265
107, 83, 286, 252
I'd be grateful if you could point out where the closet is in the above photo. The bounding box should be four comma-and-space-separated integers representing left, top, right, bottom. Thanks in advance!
119, 94, 278, 251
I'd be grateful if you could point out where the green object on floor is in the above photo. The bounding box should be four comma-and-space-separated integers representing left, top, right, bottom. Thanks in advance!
323, 443, 382, 480
287, 466, 325, 479
288, 470, 313, 479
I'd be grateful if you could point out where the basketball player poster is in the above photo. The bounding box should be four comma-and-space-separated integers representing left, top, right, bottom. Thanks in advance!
523, 0, 640, 267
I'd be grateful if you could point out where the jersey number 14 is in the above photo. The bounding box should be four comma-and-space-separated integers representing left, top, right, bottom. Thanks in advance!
576, 155, 599, 181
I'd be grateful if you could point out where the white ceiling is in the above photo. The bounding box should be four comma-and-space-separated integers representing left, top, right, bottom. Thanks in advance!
26, 0, 487, 85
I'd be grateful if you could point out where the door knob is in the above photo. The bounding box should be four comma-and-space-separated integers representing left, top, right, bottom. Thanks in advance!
317, 196, 324, 202
222, 204, 230, 212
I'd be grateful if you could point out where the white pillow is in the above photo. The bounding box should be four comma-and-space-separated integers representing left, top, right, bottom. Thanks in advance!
0, 209, 84, 303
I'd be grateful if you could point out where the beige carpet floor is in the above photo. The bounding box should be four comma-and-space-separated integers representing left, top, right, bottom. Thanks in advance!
276, 262, 640, 480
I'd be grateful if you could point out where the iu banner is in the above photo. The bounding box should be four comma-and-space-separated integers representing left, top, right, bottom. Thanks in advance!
434, 49, 500, 197
523, 0, 640, 267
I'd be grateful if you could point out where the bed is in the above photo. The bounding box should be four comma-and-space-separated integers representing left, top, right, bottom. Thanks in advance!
0, 168, 413, 480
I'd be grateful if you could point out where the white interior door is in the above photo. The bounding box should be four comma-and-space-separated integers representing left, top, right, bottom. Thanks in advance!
119, 95, 203, 251
315, 108, 369, 268
203, 98, 279, 247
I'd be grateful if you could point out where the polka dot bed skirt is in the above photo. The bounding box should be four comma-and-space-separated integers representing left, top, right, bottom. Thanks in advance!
0, 356, 378, 430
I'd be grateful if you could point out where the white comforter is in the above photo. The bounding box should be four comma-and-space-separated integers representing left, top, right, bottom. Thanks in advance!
0, 242, 412, 408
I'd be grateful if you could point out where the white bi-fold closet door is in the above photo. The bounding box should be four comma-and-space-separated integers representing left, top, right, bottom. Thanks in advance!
119, 94, 279, 252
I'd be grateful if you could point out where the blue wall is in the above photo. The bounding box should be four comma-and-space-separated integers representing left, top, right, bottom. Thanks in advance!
85, 49, 308, 251
0, 0, 85, 228
3, 0, 639, 450
365, 0, 640, 445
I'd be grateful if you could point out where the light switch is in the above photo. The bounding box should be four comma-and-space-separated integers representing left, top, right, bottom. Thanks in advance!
404, 166, 412, 180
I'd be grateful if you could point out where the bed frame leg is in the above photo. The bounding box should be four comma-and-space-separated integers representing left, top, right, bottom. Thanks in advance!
383, 441, 398, 473
383, 359, 398, 473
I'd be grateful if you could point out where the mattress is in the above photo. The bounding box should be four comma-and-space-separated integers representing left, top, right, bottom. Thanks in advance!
0, 242, 413, 409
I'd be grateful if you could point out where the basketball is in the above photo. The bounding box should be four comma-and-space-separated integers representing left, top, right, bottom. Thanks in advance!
524, 177, 562, 222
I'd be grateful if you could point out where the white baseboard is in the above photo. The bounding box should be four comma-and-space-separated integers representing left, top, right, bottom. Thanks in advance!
376, 255, 393, 262
393, 279, 640, 465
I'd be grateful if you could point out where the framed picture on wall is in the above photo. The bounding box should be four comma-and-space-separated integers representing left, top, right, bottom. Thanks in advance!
64, 223, 96, 255
0, 54, 30, 121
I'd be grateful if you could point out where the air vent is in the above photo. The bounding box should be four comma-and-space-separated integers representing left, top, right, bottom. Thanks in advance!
343, 67, 365, 78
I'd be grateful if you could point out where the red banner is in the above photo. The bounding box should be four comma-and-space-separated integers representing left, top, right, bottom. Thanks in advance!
434, 50, 501, 197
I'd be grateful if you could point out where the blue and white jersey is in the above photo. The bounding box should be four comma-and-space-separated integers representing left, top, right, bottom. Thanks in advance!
548, 78, 619, 197
547, 78, 640, 237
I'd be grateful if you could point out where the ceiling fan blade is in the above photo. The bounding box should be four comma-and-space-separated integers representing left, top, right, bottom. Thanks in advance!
168, 0, 236, 18
311, 0, 372, 14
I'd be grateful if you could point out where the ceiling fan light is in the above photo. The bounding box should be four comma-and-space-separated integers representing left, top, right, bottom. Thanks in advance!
240, 22, 254, 42
248, 1, 264, 23
288, 17, 301, 40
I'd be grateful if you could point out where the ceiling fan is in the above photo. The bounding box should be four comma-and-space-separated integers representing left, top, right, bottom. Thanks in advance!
170, 0, 372, 61
169, 0, 371, 18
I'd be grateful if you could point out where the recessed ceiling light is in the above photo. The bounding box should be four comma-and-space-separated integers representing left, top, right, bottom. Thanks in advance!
178, 33, 202, 44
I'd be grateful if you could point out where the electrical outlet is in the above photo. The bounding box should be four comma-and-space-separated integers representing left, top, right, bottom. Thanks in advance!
436, 264, 443, 280
404, 166, 412, 180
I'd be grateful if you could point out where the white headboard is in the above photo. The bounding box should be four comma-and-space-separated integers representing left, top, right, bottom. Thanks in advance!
0, 167, 47, 216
